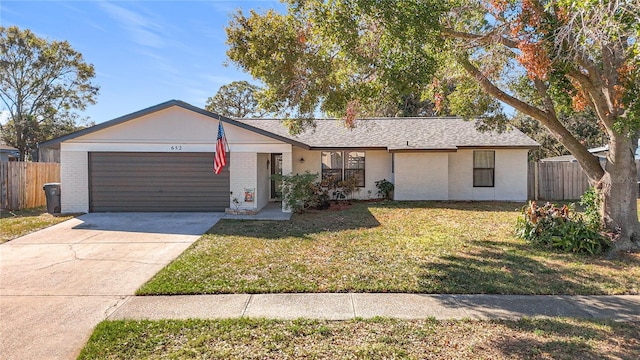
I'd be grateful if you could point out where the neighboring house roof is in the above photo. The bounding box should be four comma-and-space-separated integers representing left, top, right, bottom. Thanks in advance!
38, 99, 539, 151
0, 145, 19, 161
0, 145, 19, 154
0, 144, 18, 151
237, 118, 539, 151
540, 145, 640, 162
540, 154, 604, 163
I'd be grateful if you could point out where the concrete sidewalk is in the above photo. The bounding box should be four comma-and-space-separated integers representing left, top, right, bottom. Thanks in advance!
109, 293, 640, 322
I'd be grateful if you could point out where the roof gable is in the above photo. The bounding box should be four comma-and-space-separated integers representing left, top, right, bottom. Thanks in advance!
38, 100, 308, 149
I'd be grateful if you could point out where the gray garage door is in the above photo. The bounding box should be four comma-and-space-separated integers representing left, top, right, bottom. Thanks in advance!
89, 152, 229, 212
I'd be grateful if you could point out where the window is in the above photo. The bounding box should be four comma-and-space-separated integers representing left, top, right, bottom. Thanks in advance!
322, 151, 365, 187
346, 151, 365, 187
321, 151, 343, 182
473, 150, 495, 187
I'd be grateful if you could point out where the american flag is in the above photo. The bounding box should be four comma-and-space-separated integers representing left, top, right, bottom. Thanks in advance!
214, 121, 228, 174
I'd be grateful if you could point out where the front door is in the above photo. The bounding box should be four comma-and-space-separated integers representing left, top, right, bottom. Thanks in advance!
271, 153, 283, 199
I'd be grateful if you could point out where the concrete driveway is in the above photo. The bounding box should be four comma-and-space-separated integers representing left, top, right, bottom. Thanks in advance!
0, 212, 222, 360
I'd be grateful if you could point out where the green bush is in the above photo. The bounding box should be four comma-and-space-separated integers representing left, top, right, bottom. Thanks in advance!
579, 187, 602, 230
272, 172, 319, 213
375, 179, 394, 200
515, 201, 611, 255
272, 172, 361, 213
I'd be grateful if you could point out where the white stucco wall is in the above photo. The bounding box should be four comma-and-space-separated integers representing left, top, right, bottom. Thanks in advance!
448, 151, 474, 201
290, 149, 392, 200
394, 152, 449, 200
280, 151, 293, 212
292, 147, 321, 179
495, 149, 529, 200
448, 149, 529, 201
362, 150, 393, 199
62, 106, 290, 154
60, 149, 89, 213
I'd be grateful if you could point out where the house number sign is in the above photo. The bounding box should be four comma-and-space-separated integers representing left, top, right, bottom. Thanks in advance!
170, 145, 183, 151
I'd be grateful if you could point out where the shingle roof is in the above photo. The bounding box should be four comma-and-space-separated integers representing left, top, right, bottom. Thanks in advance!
236, 117, 539, 151
37, 100, 538, 151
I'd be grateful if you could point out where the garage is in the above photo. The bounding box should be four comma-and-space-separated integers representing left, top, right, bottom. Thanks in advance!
89, 152, 229, 212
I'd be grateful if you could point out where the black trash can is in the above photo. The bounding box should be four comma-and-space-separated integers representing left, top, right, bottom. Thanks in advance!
43, 183, 61, 214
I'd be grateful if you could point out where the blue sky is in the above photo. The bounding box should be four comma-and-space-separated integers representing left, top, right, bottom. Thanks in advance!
1, 0, 284, 124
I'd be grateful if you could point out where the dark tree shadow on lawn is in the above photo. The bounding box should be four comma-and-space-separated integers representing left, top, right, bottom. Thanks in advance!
491, 318, 640, 359
210, 200, 527, 240
416, 239, 637, 295
209, 204, 381, 239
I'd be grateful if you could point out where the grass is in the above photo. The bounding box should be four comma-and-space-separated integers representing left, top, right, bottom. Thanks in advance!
138, 201, 640, 296
0, 207, 74, 243
78, 317, 640, 359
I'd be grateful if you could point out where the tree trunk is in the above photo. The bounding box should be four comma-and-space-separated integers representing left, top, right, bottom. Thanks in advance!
597, 135, 640, 252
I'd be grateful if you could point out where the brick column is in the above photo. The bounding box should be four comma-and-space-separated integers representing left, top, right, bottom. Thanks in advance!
60, 151, 89, 213
229, 152, 258, 212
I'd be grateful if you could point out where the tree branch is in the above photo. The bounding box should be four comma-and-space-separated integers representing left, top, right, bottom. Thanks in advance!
567, 69, 615, 129
457, 54, 605, 181
532, 79, 558, 120
441, 28, 519, 49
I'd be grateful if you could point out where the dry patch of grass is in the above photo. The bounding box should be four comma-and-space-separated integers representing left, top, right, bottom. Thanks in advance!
78, 317, 639, 359
138, 201, 640, 295
0, 207, 74, 243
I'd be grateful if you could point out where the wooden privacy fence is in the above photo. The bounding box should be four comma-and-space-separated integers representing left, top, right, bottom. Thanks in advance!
528, 160, 640, 201
0, 162, 60, 210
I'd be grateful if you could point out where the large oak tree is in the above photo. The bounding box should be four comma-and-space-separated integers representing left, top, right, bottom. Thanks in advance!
226, 0, 640, 252
0, 26, 99, 160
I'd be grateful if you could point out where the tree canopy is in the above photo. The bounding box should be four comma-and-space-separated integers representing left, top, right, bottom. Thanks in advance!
0, 26, 99, 160
226, 4, 443, 132
226, 1, 640, 251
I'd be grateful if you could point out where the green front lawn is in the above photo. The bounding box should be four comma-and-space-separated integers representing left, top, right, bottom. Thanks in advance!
138, 201, 640, 295
0, 207, 74, 243
78, 318, 639, 359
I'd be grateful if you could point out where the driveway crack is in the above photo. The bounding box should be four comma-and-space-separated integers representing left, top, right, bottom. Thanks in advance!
36, 244, 164, 270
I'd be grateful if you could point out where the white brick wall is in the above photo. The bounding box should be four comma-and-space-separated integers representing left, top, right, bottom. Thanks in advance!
60, 151, 89, 213
229, 152, 257, 211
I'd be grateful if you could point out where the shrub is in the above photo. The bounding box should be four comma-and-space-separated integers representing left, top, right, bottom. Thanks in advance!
515, 201, 611, 255
312, 175, 360, 203
274, 172, 364, 213
336, 176, 360, 201
579, 187, 602, 230
375, 179, 394, 200
272, 172, 319, 213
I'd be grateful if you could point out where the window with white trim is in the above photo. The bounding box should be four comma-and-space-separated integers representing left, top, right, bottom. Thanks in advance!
473, 150, 495, 187
321, 151, 365, 187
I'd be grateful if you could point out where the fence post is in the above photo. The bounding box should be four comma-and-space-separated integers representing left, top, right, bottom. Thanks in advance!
534, 161, 539, 201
